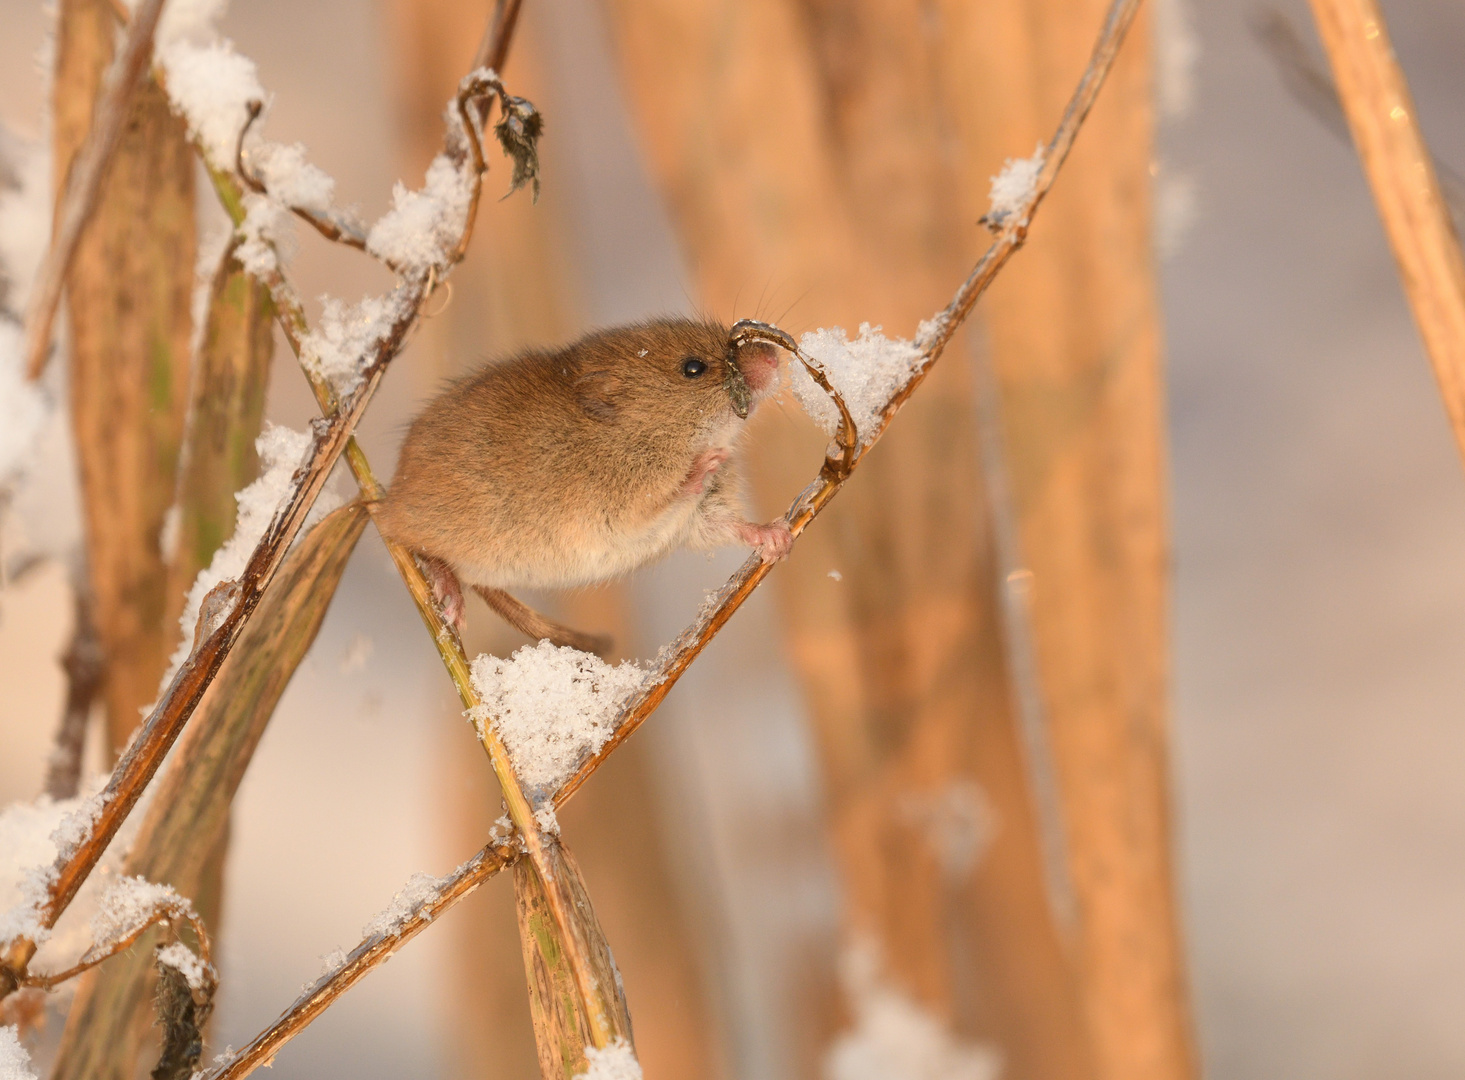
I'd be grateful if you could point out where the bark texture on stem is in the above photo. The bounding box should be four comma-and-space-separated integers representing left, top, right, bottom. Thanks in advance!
54, 0, 197, 752
1307, 0, 1465, 469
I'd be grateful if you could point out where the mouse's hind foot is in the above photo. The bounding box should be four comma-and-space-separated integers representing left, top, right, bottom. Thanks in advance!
418, 553, 468, 635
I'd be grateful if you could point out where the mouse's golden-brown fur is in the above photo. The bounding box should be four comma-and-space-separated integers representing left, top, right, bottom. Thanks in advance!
375, 318, 791, 646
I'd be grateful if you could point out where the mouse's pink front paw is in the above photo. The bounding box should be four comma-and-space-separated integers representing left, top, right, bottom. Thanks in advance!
736, 519, 793, 563
682, 447, 731, 496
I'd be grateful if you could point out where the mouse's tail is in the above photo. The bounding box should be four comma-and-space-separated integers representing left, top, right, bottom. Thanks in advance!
472, 585, 613, 657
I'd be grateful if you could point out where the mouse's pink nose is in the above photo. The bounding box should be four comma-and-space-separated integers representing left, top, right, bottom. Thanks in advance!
739, 342, 779, 394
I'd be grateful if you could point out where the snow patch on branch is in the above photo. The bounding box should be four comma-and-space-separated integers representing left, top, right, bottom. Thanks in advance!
156, 941, 209, 991
90, 876, 191, 950
252, 142, 338, 216
159, 425, 325, 690
0, 1025, 38, 1080
469, 642, 647, 796
986, 144, 1045, 228
300, 290, 410, 397
367, 153, 473, 274
578, 1039, 642, 1080
790, 324, 923, 447
825, 939, 1001, 1080
158, 40, 266, 169
360, 871, 449, 940
0, 786, 106, 949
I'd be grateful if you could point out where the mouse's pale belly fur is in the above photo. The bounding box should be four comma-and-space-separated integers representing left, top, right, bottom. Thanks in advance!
447, 477, 723, 590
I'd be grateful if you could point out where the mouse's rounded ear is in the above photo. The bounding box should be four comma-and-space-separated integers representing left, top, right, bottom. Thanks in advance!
573, 368, 622, 422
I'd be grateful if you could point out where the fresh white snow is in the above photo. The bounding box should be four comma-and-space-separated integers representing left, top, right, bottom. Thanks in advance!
791, 324, 924, 447
469, 641, 647, 796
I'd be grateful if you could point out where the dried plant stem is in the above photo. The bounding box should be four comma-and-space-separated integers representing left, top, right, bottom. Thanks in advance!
1251, 10, 1465, 225
23, 0, 168, 381
183, 1, 1145, 1071
474, 0, 522, 73
1308, 0, 1465, 466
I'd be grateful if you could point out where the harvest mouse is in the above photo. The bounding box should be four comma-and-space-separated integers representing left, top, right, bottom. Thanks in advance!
374, 317, 793, 652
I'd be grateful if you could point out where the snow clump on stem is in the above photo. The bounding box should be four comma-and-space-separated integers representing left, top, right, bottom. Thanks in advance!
578, 1039, 642, 1080
790, 324, 924, 447
986, 143, 1045, 228
469, 642, 647, 797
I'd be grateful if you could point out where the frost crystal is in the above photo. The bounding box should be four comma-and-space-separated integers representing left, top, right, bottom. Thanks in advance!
578, 1039, 642, 1080
987, 144, 1045, 227
360, 871, 448, 939
0, 1025, 38, 1080
300, 291, 408, 397
91, 876, 189, 949
156, 941, 209, 991
469, 642, 647, 795
366, 154, 473, 273
161, 425, 313, 689
825, 940, 1001, 1080
790, 324, 923, 447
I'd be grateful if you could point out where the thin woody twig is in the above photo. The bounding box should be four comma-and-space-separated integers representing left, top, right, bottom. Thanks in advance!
475, 0, 523, 76
21, 896, 212, 993
22, 0, 170, 381
201, 841, 515, 1080
182, 2, 1144, 1072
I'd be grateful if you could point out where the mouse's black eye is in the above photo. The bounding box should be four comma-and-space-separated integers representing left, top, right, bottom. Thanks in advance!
681, 357, 708, 378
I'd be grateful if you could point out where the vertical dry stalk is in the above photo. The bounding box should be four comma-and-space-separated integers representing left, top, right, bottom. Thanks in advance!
1307, 0, 1465, 466
24, 0, 168, 380
54, 0, 197, 751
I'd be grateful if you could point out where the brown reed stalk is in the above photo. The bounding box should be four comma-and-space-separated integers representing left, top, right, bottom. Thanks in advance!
1308, 0, 1465, 467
